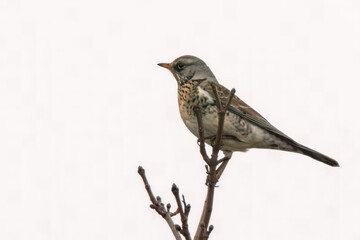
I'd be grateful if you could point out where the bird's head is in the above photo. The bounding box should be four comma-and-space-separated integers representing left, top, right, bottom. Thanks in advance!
158, 55, 216, 85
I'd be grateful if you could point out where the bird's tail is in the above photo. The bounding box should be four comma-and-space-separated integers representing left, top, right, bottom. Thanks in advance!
293, 143, 339, 167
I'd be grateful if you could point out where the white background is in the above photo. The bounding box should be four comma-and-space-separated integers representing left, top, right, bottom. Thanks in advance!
1, 0, 359, 239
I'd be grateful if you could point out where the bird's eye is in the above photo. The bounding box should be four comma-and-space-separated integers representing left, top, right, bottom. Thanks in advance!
177, 63, 184, 70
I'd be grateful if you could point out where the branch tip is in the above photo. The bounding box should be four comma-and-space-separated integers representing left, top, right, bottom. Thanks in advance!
171, 183, 179, 194
137, 165, 144, 173
138, 167, 182, 240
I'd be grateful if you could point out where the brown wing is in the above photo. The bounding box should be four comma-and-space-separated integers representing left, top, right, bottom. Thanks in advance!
200, 81, 298, 145
198, 81, 339, 167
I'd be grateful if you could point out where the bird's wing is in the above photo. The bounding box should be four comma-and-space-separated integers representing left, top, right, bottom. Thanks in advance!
201, 81, 297, 144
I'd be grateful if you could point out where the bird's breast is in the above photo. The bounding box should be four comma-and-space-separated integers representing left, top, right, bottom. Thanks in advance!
177, 83, 282, 151
178, 84, 212, 116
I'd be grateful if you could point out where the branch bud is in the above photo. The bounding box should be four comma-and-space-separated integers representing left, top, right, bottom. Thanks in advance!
171, 183, 179, 194
175, 224, 182, 231
137, 166, 145, 175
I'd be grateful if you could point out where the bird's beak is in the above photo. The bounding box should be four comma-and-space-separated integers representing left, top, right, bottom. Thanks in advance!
157, 63, 172, 70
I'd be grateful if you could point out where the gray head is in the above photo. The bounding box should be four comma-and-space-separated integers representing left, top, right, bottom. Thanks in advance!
158, 55, 216, 85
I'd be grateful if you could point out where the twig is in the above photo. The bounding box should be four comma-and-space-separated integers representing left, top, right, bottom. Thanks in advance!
210, 83, 226, 157
138, 166, 182, 240
203, 225, 214, 240
172, 184, 192, 240
211, 85, 236, 158
194, 85, 236, 240
139, 85, 237, 240
194, 107, 210, 164
183, 195, 191, 217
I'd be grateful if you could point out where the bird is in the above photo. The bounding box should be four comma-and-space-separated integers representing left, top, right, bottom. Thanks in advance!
158, 55, 339, 167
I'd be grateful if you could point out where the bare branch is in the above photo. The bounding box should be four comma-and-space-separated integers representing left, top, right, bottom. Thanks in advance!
211, 85, 236, 160
194, 107, 210, 163
170, 208, 180, 217
172, 184, 192, 240
210, 82, 223, 112
203, 225, 214, 240
138, 166, 182, 240
224, 88, 236, 111
183, 195, 191, 217
194, 85, 236, 240
138, 166, 157, 203
139, 84, 237, 240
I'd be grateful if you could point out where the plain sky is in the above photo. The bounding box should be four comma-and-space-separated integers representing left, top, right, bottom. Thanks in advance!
1, 0, 360, 239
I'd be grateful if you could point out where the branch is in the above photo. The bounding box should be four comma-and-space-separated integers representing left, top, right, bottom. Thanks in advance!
139, 85, 237, 240
210, 84, 236, 158
194, 107, 210, 164
194, 85, 236, 240
138, 166, 183, 240
172, 184, 192, 240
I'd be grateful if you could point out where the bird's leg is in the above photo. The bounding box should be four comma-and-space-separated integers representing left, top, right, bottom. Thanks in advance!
203, 135, 218, 148
216, 151, 232, 180
203, 135, 239, 151
218, 150, 232, 163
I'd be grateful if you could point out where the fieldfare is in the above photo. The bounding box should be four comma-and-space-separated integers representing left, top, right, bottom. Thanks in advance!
158, 55, 339, 167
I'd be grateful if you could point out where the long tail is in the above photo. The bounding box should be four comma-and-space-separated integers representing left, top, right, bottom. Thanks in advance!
293, 143, 339, 167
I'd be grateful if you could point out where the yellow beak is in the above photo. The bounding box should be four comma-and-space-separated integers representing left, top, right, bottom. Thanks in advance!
157, 63, 172, 70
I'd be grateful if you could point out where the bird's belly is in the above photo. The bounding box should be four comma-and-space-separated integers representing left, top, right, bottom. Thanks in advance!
182, 109, 259, 151
181, 106, 291, 152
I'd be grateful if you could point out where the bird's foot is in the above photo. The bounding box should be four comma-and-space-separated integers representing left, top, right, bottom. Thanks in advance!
203, 135, 239, 148
218, 150, 232, 163
203, 135, 218, 147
